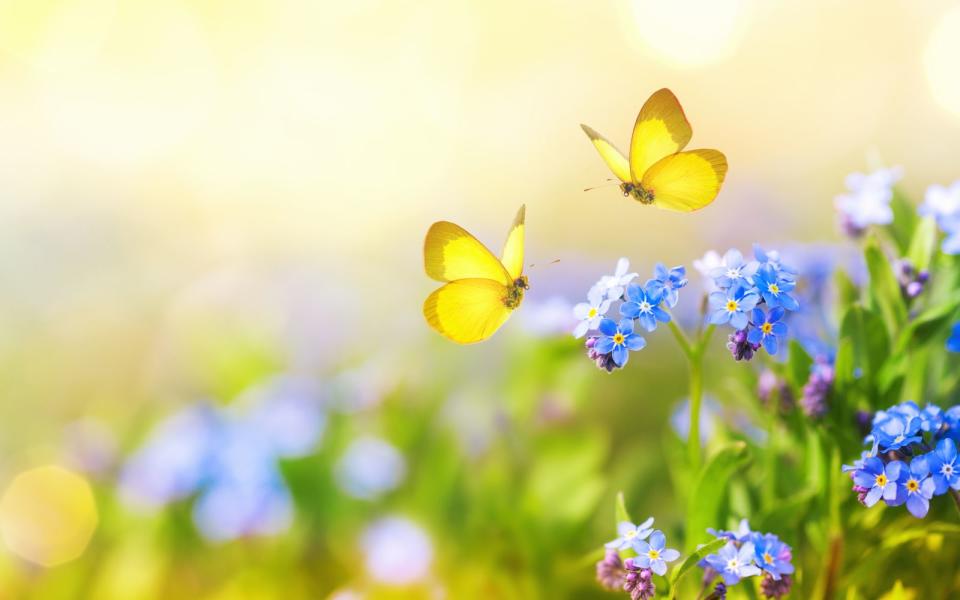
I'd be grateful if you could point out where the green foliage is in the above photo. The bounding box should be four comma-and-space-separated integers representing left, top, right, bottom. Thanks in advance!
684, 442, 751, 552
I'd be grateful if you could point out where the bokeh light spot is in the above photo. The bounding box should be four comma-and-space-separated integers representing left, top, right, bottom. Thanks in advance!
0, 465, 98, 567
631, 0, 751, 67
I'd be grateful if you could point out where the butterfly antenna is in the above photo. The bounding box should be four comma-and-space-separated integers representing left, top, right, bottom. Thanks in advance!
528, 259, 560, 269
583, 180, 620, 192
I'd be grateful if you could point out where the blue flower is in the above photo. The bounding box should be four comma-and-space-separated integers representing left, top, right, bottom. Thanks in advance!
834, 167, 901, 235
595, 318, 646, 367
709, 249, 759, 290
646, 263, 687, 308
596, 257, 639, 301
852, 457, 901, 507
708, 286, 760, 330
943, 406, 960, 444
948, 323, 960, 353
704, 541, 761, 586
870, 411, 922, 453
605, 518, 655, 551
753, 244, 797, 277
633, 530, 680, 576
751, 534, 794, 581
896, 457, 935, 518
927, 438, 960, 495
919, 404, 944, 433
621, 283, 670, 332
753, 265, 799, 311
747, 307, 788, 355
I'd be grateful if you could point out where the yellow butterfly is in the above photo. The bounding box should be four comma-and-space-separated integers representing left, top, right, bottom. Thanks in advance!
581, 88, 728, 212
423, 205, 527, 344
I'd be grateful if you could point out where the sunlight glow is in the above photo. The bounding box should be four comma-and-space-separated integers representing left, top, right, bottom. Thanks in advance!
924, 6, 960, 118
631, 0, 751, 67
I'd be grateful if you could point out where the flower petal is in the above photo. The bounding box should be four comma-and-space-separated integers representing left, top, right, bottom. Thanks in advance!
598, 318, 618, 336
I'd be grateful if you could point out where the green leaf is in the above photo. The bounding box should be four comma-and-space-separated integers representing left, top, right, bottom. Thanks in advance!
833, 337, 856, 392
833, 268, 860, 312
787, 339, 813, 391
888, 186, 917, 254
838, 304, 889, 384
907, 216, 938, 273
684, 442, 751, 552
864, 238, 907, 336
615, 490, 632, 527
667, 536, 726, 599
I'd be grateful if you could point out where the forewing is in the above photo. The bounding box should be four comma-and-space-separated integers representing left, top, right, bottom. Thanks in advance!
581, 124, 632, 183
424, 221, 510, 284
629, 88, 693, 182
500, 205, 525, 280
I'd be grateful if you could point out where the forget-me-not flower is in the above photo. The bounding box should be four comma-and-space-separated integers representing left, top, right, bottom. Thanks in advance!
595, 318, 646, 367
897, 457, 935, 518
928, 438, 960, 495
747, 307, 788, 356
646, 263, 687, 308
919, 181, 960, 228
621, 283, 670, 332
632, 530, 680, 576
834, 166, 901, 234
709, 249, 759, 290
852, 457, 901, 507
605, 518, 655, 551
753, 265, 799, 311
709, 285, 760, 330
573, 285, 612, 339
705, 541, 761, 586
752, 534, 794, 581
871, 412, 922, 453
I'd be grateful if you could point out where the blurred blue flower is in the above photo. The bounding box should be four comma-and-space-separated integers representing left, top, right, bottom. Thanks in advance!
751, 534, 794, 581
596, 257, 638, 301
747, 307, 788, 356
241, 375, 326, 458
948, 323, 960, 353
632, 530, 680, 576
646, 263, 687, 308
704, 541, 761, 586
334, 436, 407, 500
118, 404, 218, 510
920, 181, 960, 224
919, 404, 944, 433
753, 265, 799, 311
573, 285, 612, 339
709, 249, 758, 291
670, 397, 720, 445
834, 166, 901, 235
943, 406, 960, 444
708, 286, 760, 330
621, 283, 670, 333
898, 457, 935, 518
753, 244, 797, 277
605, 518, 654, 551
193, 467, 293, 542
928, 438, 960, 495
362, 517, 433, 585
595, 318, 646, 367
852, 457, 901, 507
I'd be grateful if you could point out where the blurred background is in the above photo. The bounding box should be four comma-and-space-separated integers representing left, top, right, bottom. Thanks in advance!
1, 0, 960, 597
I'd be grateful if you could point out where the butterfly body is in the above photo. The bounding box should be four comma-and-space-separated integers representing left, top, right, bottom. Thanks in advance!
582, 88, 727, 213
422, 206, 526, 344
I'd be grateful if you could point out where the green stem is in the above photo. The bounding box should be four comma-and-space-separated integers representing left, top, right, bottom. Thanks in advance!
666, 318, 693, 360
688, 352, 704, 470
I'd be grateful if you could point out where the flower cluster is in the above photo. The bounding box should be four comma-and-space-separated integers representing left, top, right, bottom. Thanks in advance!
834, 166, 902, 237
894, 258, 929, 300
699, 520, 795, 599
575, 259, 686, 371
596, 518, 680, 599
919, 180, 960, 254
845, 401, 960, 518
700, 246, 799, 360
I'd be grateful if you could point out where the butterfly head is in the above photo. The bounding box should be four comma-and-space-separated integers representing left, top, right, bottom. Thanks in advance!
504, 276, 529, 309
621, 182, 655, 205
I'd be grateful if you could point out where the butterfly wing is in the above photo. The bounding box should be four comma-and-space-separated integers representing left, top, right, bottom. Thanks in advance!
423, 278, 513, 344
629, 88, 693, 183
500, 205, 525, 280
641, 149, 728, 212
580, 124, 631, 183
424, 221, 511, 284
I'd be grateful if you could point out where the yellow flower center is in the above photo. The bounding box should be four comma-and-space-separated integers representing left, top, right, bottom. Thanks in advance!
625, 530, 638, 539
613, 333, 625, 345
761, 322, 773, 335
875, 474, 887, 487
588, 307, 598, 318
907, 478, 919, 492
763, 552, 774, 564
647, 549, 660, 560
726, 300, 739, 313
768, 283, 780, 294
